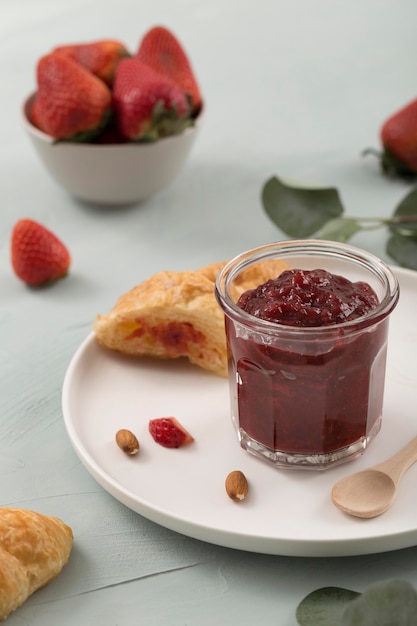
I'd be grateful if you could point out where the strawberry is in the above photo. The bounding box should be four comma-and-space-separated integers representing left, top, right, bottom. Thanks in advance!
366, 97, 417, 178
11, 219, 71, 286
136, 26, 202, 114
112, 58, 191, 141
30, 52, 112, 141
148, 417, 194, 448
53, 39, 130, 86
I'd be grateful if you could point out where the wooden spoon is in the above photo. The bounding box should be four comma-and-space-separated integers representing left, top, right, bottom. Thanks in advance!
331, 436, 417, 518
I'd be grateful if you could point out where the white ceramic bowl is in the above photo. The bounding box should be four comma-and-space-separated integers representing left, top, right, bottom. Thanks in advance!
22, 94, 201, 205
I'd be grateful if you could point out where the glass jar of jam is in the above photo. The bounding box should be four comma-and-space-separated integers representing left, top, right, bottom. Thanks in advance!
215, 241, 399, 470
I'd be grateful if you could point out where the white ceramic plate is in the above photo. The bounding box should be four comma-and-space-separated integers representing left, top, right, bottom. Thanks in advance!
62, 267, 417, 557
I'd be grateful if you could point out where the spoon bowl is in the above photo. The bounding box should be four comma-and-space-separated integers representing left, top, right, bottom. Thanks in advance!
332, 470, 396, 518
332, 435, 417, 518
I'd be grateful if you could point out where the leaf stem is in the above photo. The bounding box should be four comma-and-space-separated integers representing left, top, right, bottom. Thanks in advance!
385, 216, 417, 224
349, 216, 417, 228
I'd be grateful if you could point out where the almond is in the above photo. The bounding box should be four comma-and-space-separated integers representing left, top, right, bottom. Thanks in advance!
225, 470, 249, 502
115, 429, 140, 455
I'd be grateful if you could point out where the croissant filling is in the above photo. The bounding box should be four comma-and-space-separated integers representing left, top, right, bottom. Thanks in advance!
125, 319, 206, 355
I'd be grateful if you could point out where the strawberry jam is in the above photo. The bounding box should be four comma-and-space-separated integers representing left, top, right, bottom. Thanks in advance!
237, 269, 379, 327
226, 269, 386, 459
215, 241, 399, 469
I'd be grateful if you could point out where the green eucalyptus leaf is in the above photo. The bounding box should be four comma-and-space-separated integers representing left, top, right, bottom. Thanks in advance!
341, 579, 417, 626
313, 217, 363, 242
386, 233, 417, 270
389, 187, 417, 237
262, 177, 345, 238
296, 587, 360, 626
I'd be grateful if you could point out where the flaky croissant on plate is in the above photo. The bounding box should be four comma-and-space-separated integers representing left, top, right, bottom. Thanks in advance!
0, 508, 73, 621
93, 259, 289, 377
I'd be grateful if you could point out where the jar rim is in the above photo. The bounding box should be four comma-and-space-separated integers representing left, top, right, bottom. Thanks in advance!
215, 240, 400, 337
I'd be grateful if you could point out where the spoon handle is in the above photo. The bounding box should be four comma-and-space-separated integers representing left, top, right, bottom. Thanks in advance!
374, 435, 417, 484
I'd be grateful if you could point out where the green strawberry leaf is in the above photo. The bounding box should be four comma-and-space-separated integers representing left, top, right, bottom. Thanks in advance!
136, 98, 194, 143
389, 187, 417, 236
313, 217, 363, 242
296, 587, 360, 626
262, 177, 345, 238
363, 147, 417, 180
54, 110, 114, 144
386, 232, 417, 269
341, 579, 417, 625
381, 149, 417, 180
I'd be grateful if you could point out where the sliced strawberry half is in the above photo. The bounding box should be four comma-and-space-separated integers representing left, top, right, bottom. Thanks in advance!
148, 417, 194, 448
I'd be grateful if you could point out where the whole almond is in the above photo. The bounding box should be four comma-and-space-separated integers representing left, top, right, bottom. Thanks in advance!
225, 470, 249, 502
115, 429, 140, 455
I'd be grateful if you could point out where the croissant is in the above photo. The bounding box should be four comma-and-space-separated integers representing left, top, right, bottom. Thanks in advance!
0, 508, 73, 621
93, 258, 289, 377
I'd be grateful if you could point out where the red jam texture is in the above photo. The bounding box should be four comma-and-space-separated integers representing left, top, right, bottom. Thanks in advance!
237, 269, 379, 327
228, 269, 387, 455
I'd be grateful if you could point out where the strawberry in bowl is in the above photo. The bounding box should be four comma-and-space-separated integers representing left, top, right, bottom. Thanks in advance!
23, 27, 203, 205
